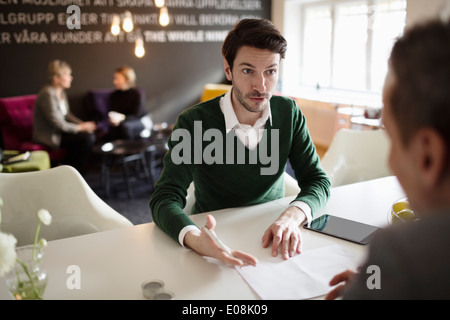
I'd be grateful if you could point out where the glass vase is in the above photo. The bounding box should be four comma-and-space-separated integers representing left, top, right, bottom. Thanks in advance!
5, 244, 48, 300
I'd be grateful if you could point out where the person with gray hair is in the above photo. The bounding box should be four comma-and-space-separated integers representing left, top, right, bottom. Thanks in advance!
326, 18, 450, 300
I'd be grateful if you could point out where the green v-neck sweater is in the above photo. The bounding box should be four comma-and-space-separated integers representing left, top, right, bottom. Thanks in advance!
150, 94, 330, 243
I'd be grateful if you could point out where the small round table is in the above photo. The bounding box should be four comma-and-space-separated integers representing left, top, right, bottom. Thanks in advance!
92, 140, 153, 198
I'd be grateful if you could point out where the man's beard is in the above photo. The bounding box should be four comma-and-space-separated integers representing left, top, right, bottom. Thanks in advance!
234, 87, 270, 113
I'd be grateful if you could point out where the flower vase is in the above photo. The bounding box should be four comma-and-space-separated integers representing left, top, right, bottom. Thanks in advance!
5, 244, 48, 300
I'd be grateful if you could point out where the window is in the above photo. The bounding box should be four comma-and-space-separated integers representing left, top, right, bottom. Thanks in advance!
301, 0, 406, 94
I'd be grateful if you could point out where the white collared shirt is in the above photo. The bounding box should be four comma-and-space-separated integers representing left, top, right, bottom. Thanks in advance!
219, 88, 272, 150
59, 99, 68, 116
178, 88, 312, 247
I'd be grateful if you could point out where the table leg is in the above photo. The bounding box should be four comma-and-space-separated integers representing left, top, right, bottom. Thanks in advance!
145, 146, 160, 184
140, 152, 152, 185
100, 155, 111, 198
121, 156, 133, 198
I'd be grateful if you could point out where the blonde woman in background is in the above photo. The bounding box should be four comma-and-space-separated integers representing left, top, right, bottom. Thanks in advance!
33, 60, 96, 171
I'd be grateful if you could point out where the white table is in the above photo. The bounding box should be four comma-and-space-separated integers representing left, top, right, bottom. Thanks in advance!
0, 176, 405, 300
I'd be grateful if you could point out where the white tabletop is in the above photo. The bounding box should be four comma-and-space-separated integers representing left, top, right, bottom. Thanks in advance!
0, 176, 405, 300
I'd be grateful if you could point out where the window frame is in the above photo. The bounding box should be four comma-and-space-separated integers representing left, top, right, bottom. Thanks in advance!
281, 0, 406, 108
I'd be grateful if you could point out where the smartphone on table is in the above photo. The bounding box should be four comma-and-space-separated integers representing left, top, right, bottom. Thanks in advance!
303, 214, 380, 245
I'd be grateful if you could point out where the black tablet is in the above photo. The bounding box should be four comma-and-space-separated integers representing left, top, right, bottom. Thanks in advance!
303, 214, 380, 245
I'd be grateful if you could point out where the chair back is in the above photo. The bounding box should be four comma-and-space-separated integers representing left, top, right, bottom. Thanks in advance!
0, 95, 37, 150
200, 84, 231, 102
0, 165, 132, 246
321, 128, 392, 187
84, 88, 113, 134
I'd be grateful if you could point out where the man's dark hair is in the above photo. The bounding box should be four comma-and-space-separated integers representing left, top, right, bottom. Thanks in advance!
389, 19, 450, 149
222, 18, 287, 70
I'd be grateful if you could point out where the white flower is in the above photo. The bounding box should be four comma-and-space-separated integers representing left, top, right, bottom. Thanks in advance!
39, 238, 47, 248
0, 231, 17, 277
37, 209, 52, 226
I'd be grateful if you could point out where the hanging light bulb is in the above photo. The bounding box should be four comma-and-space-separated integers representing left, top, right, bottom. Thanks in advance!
154, 0, 165, 8
159, 6, 169, 27
135, 36, 145, 58
111, 14, 121, 36
122, 11, 134, 33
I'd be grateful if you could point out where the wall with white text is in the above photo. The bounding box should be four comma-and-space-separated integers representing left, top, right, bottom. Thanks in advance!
0, 0, 271, 123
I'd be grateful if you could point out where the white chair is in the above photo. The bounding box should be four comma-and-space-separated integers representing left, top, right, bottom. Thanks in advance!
283, 172, 301, 197
0, 165, 133, 246
183, 172, 301, 214
320, 128, 392, 187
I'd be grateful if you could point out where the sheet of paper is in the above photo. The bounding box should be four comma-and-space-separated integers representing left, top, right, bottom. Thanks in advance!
235, 245, 357, 300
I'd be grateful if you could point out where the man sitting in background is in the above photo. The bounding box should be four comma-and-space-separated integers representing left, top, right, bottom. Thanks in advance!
327, 18, 450, 299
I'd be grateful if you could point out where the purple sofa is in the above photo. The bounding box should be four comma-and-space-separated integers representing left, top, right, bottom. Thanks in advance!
84, 88, 113, 137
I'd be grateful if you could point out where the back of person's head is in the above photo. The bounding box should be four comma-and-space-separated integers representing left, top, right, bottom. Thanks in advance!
47, 60, 71, 81
115, 66, 136, 88
222, 18, 287, 70
388, 19, 450, 154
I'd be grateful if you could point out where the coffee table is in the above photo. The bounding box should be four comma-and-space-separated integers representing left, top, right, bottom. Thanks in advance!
92, 140, 153, 198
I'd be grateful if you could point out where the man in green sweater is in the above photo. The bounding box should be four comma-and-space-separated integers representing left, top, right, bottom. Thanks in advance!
150, 19, 330, 266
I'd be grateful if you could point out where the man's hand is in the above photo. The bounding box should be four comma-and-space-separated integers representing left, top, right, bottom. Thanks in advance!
325, 269, 357, 300
184, 214, 258, 267
262, 206, 305, 260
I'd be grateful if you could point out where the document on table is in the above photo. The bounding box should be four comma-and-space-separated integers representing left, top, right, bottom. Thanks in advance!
235, 245, 357, 300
